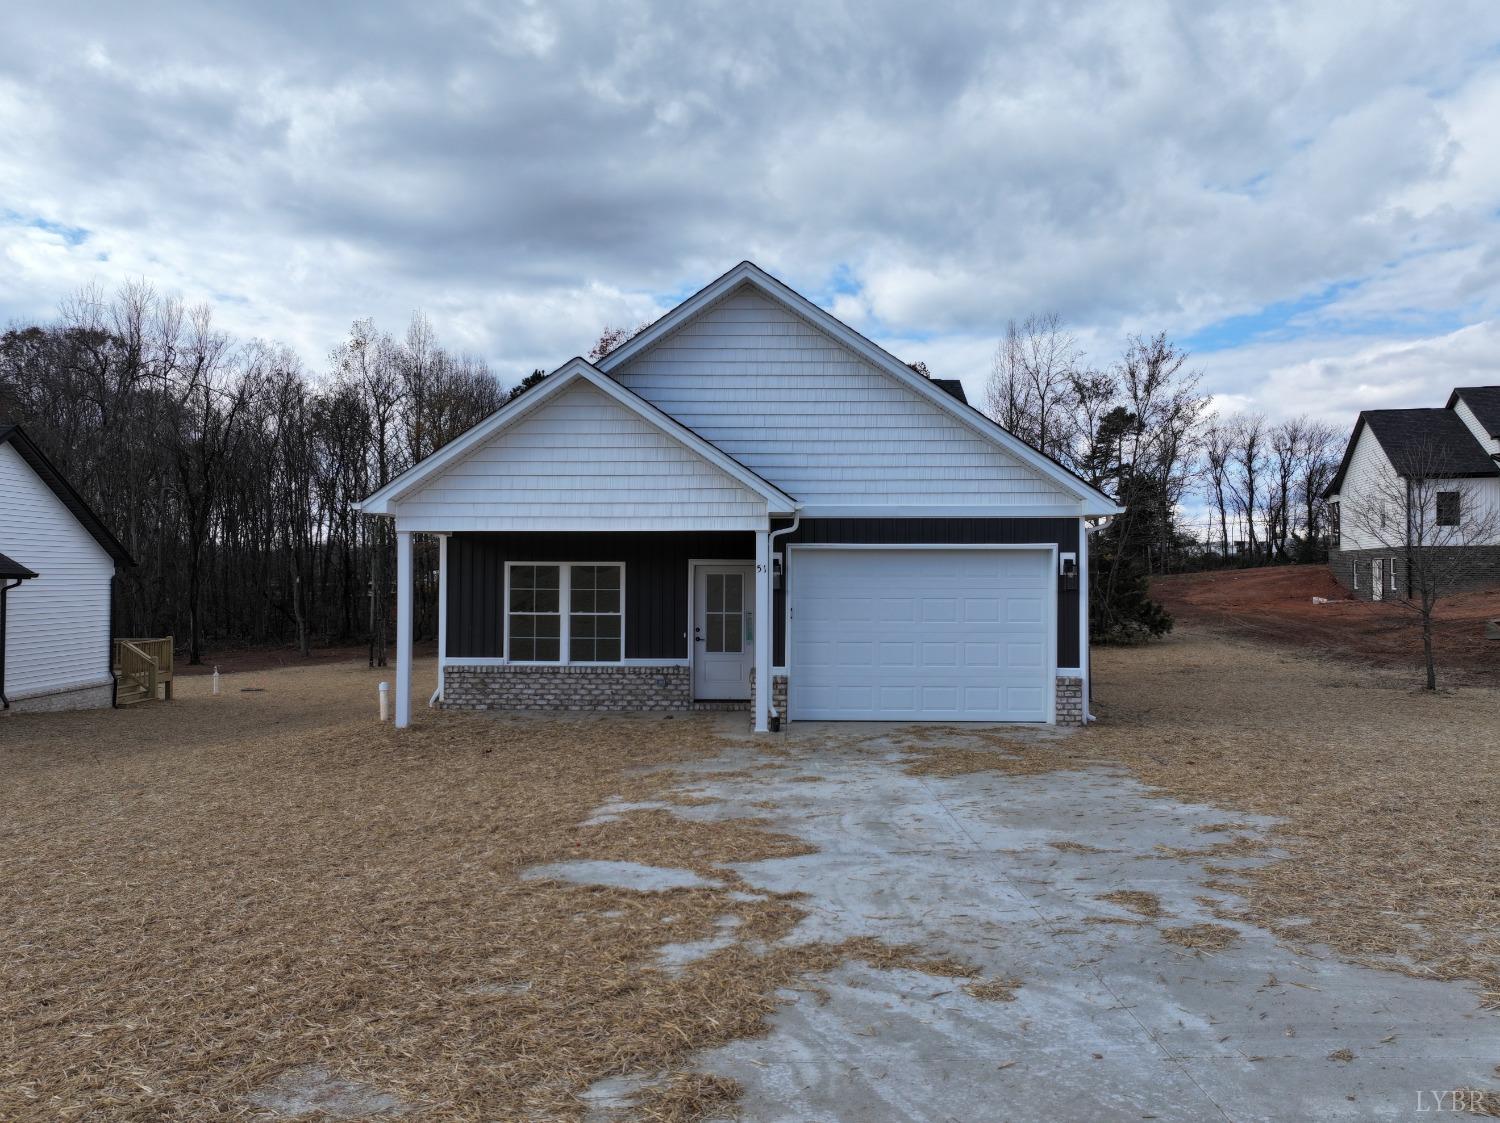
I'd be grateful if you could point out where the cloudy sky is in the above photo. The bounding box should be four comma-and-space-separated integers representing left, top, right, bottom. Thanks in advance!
4, 1, 1500, 422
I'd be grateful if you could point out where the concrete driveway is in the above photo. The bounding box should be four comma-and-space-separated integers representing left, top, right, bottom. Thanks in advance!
543, 721, 1496, 1122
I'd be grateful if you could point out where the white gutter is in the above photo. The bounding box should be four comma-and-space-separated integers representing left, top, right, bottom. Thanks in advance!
765, 510, 803, 718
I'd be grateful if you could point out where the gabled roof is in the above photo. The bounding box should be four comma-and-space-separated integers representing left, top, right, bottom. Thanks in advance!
358, 358, 798, 515
0, 424, 135, 567
1324, 408, 1500, 498
1447, 385, 1500, 438
596, 261, 1122, 516
0, 550, 38, 580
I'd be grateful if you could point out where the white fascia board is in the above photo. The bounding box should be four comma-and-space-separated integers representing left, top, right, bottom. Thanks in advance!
797, 503, 1090, 518
597, 261, 1121, 513
358, 357, 796, 516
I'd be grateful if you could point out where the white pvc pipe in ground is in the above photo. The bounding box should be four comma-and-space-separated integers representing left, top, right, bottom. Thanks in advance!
379, 681, 390, 723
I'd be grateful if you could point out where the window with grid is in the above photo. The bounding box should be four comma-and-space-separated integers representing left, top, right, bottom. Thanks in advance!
508, 565, 561, 661
506, 563, 624, 663
568, 564, 622, 662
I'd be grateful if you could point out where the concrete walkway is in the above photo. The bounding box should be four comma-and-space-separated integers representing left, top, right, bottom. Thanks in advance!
558, 723, 1496, 1122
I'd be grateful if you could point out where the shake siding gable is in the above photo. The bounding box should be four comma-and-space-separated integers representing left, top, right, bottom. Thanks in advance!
611, 285, 1075, 508
0, 441, 115, 699
395, 380, 771, 531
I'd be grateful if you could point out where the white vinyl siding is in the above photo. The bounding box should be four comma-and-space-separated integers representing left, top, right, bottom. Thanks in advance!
395, 381, 770, 531
612, 284, 1074, 509
1335, 426, 1402, 550
0, 442, 115, 701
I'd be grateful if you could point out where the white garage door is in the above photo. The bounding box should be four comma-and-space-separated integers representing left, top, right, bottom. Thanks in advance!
789, 548, 1053, 722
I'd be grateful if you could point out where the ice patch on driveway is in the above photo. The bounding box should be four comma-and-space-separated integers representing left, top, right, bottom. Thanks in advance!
246, 1066, 407, 1118
520, 859, 721, 892
580, 726, 1499, 1123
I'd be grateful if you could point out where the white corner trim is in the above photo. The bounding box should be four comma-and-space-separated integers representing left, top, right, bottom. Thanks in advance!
1055, 667, 1083, 678
358, 357, 797, 515
596, 261, 1121, 515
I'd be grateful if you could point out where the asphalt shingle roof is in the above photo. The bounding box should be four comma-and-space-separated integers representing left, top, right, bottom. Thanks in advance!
1361, 408, 1498, 477
1449, 385, 1500, 439
1325, 405, 1500, 498
0, 550, 38, 580
0, 424, 134, 567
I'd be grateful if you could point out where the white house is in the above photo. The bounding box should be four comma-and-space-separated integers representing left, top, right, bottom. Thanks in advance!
360, 262, 1121, 733
1324, 387, 1500, 599
0, 424, 134, 711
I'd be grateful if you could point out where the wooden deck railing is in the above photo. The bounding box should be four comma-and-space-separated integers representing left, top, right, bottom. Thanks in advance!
112, 636, 175, 703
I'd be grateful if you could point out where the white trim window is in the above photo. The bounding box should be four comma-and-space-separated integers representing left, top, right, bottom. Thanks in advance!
505, 562, 624, 663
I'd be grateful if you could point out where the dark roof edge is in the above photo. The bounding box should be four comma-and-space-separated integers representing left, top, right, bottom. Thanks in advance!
0, 549, 39, 580
0, 425, 135, 567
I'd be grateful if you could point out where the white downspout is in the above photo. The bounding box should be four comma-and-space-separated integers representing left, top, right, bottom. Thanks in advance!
429, 533, 449, 708
766, 511, 802, 719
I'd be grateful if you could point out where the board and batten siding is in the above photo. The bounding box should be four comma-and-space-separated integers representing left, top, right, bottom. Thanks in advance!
396, 381, 770, 531
446, 531, 756, 659
0, 441, 115, 700
443, 519, 1080, 669
611, 284, 1075, 509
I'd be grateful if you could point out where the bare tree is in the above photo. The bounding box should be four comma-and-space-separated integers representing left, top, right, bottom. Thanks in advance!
1338, 445, 1500, 689
1226, 413, 1267, 561
1203, 419, 1234, 558
984, 313, 1079, 462
1295, 420, 1342, 561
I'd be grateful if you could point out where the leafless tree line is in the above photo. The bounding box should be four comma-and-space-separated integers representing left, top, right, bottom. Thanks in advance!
0, 282, 509, 663
1201, 412, 1344, 564
983, 314, 1344, 572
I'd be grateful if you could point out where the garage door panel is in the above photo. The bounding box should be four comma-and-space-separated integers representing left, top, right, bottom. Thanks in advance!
790, 548, 1053, 722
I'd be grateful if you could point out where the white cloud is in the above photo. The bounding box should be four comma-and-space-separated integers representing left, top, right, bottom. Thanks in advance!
0, 0, 1498, 405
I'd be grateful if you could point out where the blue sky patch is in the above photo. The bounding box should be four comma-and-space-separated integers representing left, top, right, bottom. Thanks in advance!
3, 210, 90, 246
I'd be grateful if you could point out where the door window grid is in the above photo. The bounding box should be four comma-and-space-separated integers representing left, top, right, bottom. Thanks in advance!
704, 571, 744, 653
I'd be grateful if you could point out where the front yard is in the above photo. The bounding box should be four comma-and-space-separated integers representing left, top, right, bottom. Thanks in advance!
1, 629, 1495, 1120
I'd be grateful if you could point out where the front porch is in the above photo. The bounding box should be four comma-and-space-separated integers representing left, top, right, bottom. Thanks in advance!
395, 528, 781, 732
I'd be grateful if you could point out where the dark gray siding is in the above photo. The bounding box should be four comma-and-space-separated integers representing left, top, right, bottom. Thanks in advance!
446, 532, 753, 659
772, 518, 1081, 668
447, 518, 1083, 668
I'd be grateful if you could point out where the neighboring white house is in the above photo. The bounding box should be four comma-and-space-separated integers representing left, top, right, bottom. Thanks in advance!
0, 424, 134, 711
1323, 387, 1500, 599
359, 261, 1122, 733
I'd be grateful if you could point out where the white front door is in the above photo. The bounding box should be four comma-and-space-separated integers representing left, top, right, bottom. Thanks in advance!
1371, 559, 1384, 601
693, 564, 755, 700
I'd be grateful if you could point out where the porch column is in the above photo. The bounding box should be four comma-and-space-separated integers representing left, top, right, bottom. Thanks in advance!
434, 533, 449, 706
754, 526, 771, 733
395, 528, 413, 729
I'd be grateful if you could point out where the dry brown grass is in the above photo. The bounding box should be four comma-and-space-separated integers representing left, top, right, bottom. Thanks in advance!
1160, 923, 1241, 953
1098, 890, 1167, 919
1048, 840, 1107, 854
901, 731, 1081, 778
0, 662, 978, 1123
1088, 627, 1500, 1005
963, 976, 1023, 1001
